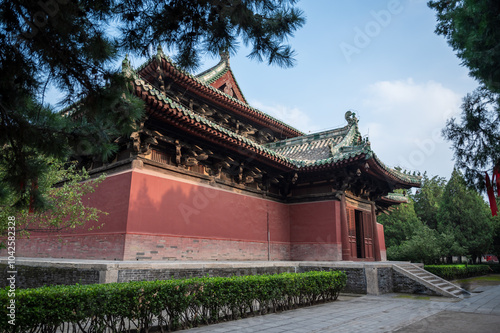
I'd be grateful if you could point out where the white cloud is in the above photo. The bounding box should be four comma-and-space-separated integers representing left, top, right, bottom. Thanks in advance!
360, 78, 463, 178
250, 100, 318, 133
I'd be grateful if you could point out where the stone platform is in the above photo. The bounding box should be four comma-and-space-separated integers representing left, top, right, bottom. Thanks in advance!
1, 258, 436, 296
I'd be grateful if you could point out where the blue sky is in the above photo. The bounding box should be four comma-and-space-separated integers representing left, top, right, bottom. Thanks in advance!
50, 0, 478, 180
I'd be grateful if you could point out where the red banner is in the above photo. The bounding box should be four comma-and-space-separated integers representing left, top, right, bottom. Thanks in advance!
486, 172, 498, 216
494, 165, 500, 197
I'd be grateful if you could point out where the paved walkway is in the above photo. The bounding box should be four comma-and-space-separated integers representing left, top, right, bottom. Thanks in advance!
181, 285, 500, 333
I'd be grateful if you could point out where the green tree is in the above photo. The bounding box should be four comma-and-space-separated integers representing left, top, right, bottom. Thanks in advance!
0, 157, 106, 237
377, 194, 446, 263
438, 230, 466, 263
428, 0, 500, 92
118, 0, 306, 69
428, 0, 500, 188
380, 181, 465, 264
388, 225, 442, 264
437, 169, 493, 263
378, 196, 423, 248
1, 0, 305, 211
443, 87, 500, 189
412, 173, 446, 229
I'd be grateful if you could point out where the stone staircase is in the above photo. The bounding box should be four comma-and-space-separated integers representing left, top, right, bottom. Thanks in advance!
394, 263, 470, 298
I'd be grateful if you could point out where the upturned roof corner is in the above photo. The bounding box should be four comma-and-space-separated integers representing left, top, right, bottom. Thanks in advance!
219, 49, 230, 65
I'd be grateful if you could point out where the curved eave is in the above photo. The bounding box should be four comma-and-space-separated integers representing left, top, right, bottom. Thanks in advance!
196, 58, 228, 84
378, 195, 409, 205
297, 153, 367, 172
196, 59, 248, 104
137, 56, 303, 138
132, 78, 296, 171
365, 156, 421, 188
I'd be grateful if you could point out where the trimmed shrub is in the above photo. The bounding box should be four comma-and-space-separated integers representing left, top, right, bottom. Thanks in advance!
0, 270, 346, 332
424, 265, 491, 280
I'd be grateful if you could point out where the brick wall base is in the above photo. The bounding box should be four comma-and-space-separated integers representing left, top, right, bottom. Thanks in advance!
4, 234, 126, 260
291, 243, 343, 261
123, 234, 291, 261
10, 234, 347, 261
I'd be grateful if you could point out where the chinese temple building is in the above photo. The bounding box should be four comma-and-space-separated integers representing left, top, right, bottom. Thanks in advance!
18, 48, 420, 261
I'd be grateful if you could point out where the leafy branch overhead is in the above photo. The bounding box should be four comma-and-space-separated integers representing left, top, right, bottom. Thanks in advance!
443, 87, 500, 188
428, 0, 500, 190
0, 0, 306, 211
118, 0, 305, 69
428, 0, 500, 93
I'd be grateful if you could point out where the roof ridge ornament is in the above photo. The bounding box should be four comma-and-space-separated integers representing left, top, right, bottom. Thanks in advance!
219, 49, 230, 65
122, 54, 132, 74
345, 111, 358, 126
157, 44, 165, 57
156, 43, 165, 63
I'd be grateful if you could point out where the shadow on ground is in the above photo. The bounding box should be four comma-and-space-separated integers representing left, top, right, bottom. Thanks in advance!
452, 274, 500, 292
393, 311, 500, 333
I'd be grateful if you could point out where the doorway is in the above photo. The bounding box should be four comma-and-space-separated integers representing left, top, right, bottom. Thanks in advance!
355, 210, 364, 258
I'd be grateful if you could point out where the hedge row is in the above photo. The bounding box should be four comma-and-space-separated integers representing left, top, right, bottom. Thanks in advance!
0, 270, 346, 333
424, 265, 491, 280
486, 263, 500, 274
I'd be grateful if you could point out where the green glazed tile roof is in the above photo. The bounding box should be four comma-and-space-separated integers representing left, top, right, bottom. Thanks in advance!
265, 113, 372, 168
133, 50, 302, 136
126, 56, 421, 187
196, 54, 249, 104
196, 58, 229, 84
128, 72, 293, 164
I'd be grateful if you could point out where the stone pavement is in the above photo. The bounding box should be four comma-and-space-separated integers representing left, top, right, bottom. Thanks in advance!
181, 285, 500, 333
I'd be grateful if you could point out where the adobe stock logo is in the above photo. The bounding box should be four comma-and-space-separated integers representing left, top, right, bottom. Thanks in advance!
397, 106, 456, 171
398, 128, 442, 169
339, 0, 404, 64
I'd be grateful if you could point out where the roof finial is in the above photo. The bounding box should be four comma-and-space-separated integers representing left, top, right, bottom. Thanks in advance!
157, 43, 164, 57
345, 110, 358, 126
156, 43, 165, 64
219, 48, 230, 65
122, 54, 131, 72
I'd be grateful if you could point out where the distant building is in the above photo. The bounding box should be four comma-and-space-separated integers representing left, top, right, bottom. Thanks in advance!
17, 49, 420, 261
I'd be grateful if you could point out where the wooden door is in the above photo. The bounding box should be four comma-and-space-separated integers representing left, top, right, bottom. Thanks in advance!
347, 208, 375, 259
363, 212, 374, 259
347, 208, 357, 258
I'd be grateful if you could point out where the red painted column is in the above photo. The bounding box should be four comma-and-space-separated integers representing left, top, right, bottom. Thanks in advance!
340, 193, 351, 260
371, 202, 381, 261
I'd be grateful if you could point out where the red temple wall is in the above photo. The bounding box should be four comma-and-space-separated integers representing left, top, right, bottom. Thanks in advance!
289, 201, 343, 261
122, 169, 291, 260
10, 172, 133, 259
126, 170, 289, 242
12, 168, 383, 262
376, 223, 387, 261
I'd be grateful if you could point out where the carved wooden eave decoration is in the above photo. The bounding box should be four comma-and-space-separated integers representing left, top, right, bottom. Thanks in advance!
131, 77, 294, 171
